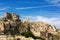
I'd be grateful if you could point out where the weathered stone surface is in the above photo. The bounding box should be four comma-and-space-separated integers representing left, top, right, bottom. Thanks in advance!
0, 12, 60, 40
0, 12, 21, 35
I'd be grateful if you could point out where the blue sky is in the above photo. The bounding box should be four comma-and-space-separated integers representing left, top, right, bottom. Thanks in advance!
0, 0, 60, 29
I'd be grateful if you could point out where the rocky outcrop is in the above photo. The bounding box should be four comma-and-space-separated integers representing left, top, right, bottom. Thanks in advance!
0, 12, 60, 40
0, 12, 21, 35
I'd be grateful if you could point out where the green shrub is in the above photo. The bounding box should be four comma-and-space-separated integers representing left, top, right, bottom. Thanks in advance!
21, 31, 45, 40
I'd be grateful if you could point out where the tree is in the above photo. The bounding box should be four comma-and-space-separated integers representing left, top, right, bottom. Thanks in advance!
21, 31, 45, 40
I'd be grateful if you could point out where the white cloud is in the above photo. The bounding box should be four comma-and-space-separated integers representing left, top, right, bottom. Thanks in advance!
18, 2, 43, 4
0, 12, 4, 19
0, 7, 9, 11
15, 0, 60, 10
15, 7, 36, 10
0, 8, 7, 10
24, 16, 60, 29
46, 0, 60, 5
15, 4, 60, 10
15, 5, 56, 10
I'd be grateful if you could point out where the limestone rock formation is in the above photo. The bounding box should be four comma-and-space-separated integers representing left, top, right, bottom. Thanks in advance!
0, 12, 60, 40
0, 12, 21, 35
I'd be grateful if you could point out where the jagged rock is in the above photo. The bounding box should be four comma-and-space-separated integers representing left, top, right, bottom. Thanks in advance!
0, 12, 60, 40
0, 12, 21, 35
4, 12, 12, 20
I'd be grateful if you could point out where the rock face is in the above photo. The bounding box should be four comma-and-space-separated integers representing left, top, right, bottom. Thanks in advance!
29, 22, 59, 40
0, 12, 60, 40
22, 21, 59, 40
0, 12, 21, 35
